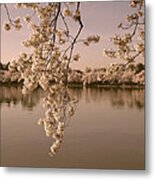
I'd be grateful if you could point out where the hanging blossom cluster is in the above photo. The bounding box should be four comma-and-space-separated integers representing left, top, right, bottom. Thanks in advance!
3, 2, 99, 156
4, 2, 100, 94
37, 85, 78, 156
103, 0, 144, 64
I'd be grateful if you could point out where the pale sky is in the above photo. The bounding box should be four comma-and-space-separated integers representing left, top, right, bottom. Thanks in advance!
0, 1, 143, 70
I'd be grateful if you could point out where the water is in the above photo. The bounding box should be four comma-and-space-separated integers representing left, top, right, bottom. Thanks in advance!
0, 85, 144, 169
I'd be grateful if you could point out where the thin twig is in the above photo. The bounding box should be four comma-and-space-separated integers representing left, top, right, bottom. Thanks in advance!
3, 4, 14, 26
64, 2, 83, 85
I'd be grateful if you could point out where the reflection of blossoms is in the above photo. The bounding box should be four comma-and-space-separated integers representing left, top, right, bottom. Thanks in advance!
38, 84, 78, 156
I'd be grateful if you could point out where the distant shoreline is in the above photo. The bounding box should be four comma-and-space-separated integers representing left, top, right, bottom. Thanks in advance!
0, 62, 145, 88
0, 82, 144, 89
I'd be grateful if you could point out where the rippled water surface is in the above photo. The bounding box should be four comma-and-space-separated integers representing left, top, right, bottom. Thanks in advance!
0, 86, 144, 169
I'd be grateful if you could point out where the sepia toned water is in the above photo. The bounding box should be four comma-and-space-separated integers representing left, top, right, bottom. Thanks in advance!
0, 85, 144, 169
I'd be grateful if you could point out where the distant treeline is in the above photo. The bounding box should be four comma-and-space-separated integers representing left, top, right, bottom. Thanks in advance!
0, 62, 144, 87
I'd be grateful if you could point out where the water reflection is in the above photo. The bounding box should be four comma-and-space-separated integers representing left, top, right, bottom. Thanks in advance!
0, 85, 144, 110
1, 85, 144, 168
0, 85, 44, 110
0, 85, 144, 157
82, 87, 144, 110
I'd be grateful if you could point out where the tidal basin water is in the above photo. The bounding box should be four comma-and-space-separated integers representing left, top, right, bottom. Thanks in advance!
0, 85, 144, 169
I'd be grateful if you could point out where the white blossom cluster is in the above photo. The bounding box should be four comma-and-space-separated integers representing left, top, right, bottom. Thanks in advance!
37, 85, 78, 156
4, 14, 22, 31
